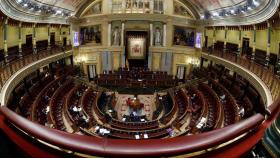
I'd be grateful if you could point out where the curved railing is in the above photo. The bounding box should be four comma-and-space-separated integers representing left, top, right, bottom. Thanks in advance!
0, 106, 265, 157
208, 51, 277, 103
0, 49, 279, 157
0, 46, 73, 106
204, 51, 273, 107
0, 46, 71, 88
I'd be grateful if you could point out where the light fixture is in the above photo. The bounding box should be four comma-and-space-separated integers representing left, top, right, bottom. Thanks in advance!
15, 0, 84, 18
212, 12, 219, 17
253, 0, 260, 6
206, 0, 264, 19
56, 10, 62, 14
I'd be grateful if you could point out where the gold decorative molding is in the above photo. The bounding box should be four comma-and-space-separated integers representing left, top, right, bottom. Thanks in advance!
79, 45, 124, 52
79, 14, 196, 27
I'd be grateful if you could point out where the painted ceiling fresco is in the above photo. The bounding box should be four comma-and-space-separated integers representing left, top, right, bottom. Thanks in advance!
188, 0, 246, 11
35, 0, 85, 11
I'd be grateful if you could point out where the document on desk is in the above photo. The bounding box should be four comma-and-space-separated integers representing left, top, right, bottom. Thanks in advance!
144, 134, 148, 139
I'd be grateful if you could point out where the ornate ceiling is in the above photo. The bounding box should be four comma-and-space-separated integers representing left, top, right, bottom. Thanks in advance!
34, 0, 250, 13
0, 0, 279, 25
35, 0, 85, 11
28, 0, 259, 14
189, 0, 246, 12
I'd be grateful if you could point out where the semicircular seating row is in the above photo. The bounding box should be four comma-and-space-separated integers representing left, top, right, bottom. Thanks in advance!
13, 70, 254, 139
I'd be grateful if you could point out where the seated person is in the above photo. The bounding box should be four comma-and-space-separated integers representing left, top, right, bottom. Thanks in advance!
79, 115, 89, 127
239, 106, 245, 118
42, 108, 47, 115
191, 93, 197, 102
42, 106, 50, 115
44, 95, 50, 102
72, 105, 82, 114
220, 94, 226, 101
76, 91, 82, 97
132, 111, 137, 116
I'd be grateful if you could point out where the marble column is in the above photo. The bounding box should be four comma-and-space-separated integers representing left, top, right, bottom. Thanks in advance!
203, 28, 206, 48
121, 0, 126, 13
32, 23, 37, 54
165, 18, 172, 47
18, 22, 23, 58
266, 22, 271, 67
59, 25, 62, 47
108, 22, 111, 46
238, 26, 242, 56
163, 23, 167, 47
223, 26, 228, 54
212, 27, 216, 50
3, 18, 8, 63
150, 0, 154, 14
150, 23, 153, 46
252, 25, 256, 61
121, 22, 125, 46
47, 24, 51, 50
68, 26, 71, 46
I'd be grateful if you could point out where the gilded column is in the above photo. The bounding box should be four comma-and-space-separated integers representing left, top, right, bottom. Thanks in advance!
266, 22, 271, 67
33, 23, 37, 54
3, 18, 8, 63
18, 22, 23, 58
